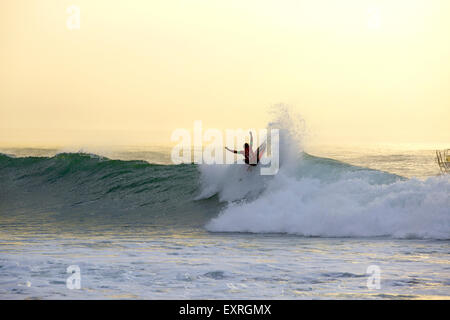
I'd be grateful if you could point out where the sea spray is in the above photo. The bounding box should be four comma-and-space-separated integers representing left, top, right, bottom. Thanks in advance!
201, 106, 450, 239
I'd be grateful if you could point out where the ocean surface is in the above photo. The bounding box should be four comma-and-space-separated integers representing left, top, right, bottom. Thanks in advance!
0, 142, 449, 299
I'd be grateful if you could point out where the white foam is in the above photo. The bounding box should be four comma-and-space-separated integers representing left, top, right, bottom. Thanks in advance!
201, 105, 450, 239
195, 163, 272, 202
206, 172, 450, 239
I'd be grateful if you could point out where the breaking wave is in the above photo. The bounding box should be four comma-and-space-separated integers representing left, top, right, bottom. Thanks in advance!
1, 106, 449, 239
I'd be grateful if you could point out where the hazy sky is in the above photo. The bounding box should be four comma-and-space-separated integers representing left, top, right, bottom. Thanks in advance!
1, 0, 449, 147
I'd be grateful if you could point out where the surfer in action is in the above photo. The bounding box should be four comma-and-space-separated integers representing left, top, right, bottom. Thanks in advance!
225, 131, 262, 167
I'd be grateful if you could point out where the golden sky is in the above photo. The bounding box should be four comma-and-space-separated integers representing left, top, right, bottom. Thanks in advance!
1, 0, 449, 147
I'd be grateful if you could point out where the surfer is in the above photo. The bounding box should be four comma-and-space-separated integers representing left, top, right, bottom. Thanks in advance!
225, 131, 262, 167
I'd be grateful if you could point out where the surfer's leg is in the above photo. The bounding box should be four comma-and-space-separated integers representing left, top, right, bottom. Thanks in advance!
256, 147, 261, 163
248, 148, 259, 166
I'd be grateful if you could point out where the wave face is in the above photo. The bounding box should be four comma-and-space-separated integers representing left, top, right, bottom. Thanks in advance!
0, 153, 220, 227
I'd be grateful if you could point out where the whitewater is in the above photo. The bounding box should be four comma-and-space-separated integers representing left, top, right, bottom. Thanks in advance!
200, 108, 449, 240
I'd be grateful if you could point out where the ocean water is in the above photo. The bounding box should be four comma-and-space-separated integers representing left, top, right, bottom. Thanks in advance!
0, 128, 449, 299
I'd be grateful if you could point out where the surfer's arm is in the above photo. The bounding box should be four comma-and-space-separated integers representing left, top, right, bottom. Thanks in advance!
225, 147, 244, 155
